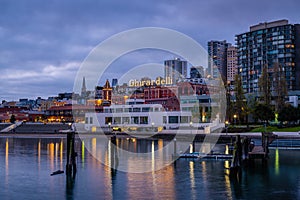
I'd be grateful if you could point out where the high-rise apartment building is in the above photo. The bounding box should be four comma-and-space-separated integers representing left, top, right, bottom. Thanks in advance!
236, 19, 300, 94
208, 40, 231, 80
112, 78, 118, 87
164, 58, 187, 84
190, 66, 204, 78
226, 46, 238, 83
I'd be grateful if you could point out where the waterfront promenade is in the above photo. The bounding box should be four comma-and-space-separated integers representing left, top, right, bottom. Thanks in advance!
0, 123, 70, 134
0, 122, 299, 142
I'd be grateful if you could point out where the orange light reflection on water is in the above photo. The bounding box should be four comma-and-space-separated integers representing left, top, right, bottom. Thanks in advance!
48, 143, 54, 171
37, 140, 41, 169
5, 138, 9, 173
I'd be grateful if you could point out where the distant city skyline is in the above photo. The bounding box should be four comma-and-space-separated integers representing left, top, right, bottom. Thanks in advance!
1, 0, 299, 100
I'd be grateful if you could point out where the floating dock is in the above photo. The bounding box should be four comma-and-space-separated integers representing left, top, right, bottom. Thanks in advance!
177, 152, 233, 160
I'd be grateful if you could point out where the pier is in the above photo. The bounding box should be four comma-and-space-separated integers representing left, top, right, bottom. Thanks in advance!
228, 132, 277, 177
248, 146, 267, 159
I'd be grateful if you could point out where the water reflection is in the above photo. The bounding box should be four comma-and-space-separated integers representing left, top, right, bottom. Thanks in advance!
223, 160, 233, 199
81, 141, 85, 166
275, 148, 280, 175
60, 139, 63, 168
5, 138, 9, 185
48, 143, 54, 170
37, 139, 41, 168
1, 137, 300, 199
189, 161, 196, 199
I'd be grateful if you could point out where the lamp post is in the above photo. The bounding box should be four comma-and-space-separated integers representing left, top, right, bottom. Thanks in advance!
108, 122, 111, 133
189, 121, 193, 128
151, 122, 154, 131
225, 120, 229, 136
233, 114, 237, 126
189, 121, 193, 136
264, 120, 267, 132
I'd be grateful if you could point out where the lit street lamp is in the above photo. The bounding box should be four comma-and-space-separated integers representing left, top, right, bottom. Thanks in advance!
225, 120, 229, 135
108, 122, 111, 133
190, 121, 193, 135
233, 114, 237, 126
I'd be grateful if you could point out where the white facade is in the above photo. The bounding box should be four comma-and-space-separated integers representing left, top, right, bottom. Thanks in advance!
84, 103, 193, 131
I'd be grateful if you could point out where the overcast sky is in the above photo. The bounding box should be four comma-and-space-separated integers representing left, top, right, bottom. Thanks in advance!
1, 0, 299, 101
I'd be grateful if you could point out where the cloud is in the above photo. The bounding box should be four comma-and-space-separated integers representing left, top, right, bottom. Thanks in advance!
0, 62, 80, 100
0, 0, 300, 100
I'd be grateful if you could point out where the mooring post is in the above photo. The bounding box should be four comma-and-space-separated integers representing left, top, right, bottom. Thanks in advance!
242, 137, 250, 161
264, 132, 270, 159
173, 138, 177, 167
66, 131, 77, 177
230, 134, 242, 176
110, 134, 119, 176
174, 138, 177, 156
192, 140, 195, 153
236, 135, 242, 166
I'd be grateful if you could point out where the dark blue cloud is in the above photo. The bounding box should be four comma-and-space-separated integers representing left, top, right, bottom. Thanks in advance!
0, 0, 299, 100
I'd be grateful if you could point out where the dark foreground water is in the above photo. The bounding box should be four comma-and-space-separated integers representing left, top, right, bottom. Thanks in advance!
0, 136, 300, 200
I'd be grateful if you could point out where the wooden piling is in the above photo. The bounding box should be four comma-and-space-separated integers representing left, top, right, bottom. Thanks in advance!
192, 140, 195, 153
110, 134, 119, 176
230, 135, 242, 176
66, 131, 77, 178
174, 138, 177, 155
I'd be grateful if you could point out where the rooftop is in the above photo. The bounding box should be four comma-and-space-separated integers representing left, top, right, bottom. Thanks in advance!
250, 19, 289, 32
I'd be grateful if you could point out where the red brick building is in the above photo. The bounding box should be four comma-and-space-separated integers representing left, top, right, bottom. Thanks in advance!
46, 105, 103, 122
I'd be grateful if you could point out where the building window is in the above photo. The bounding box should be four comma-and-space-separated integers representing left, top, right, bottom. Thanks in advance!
140, 116, 148, 124
168, 116, 179, 124
142, 107, 150, 112
163, 116, 167, 123
122, 117, 130, 124
133, 107, 141, 112
180, 116, 189, 123
131, 117, 139, 124
113, 117, 121, 124
116, 108, 123, 113
105, 117, 112, 124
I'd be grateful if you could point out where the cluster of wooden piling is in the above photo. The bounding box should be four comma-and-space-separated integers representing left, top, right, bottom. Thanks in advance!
230, 132, 277, 176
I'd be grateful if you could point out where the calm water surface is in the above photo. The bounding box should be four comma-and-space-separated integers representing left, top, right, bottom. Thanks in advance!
0, 136, 300, 200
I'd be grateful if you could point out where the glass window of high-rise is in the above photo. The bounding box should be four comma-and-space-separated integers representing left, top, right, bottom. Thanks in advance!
236, 19, 300, 94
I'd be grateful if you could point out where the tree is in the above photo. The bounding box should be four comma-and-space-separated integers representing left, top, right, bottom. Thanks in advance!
253, 104, 274, 123
258, 66, 271, 105
234, 74, 247, 124
273, 62, 287, 113
10, 114, 16, 124
225, 81, 234, 121
278, 104, 299, 124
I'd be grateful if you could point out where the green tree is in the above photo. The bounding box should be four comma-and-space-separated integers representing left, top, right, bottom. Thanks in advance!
273, 62, 287, 113
258, 66, 271, 105
10, 114, 16, 124
225, 81, 233, 121
234, 74, 247, 124
253, 103, 274, 123
278, 104, 299, 124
